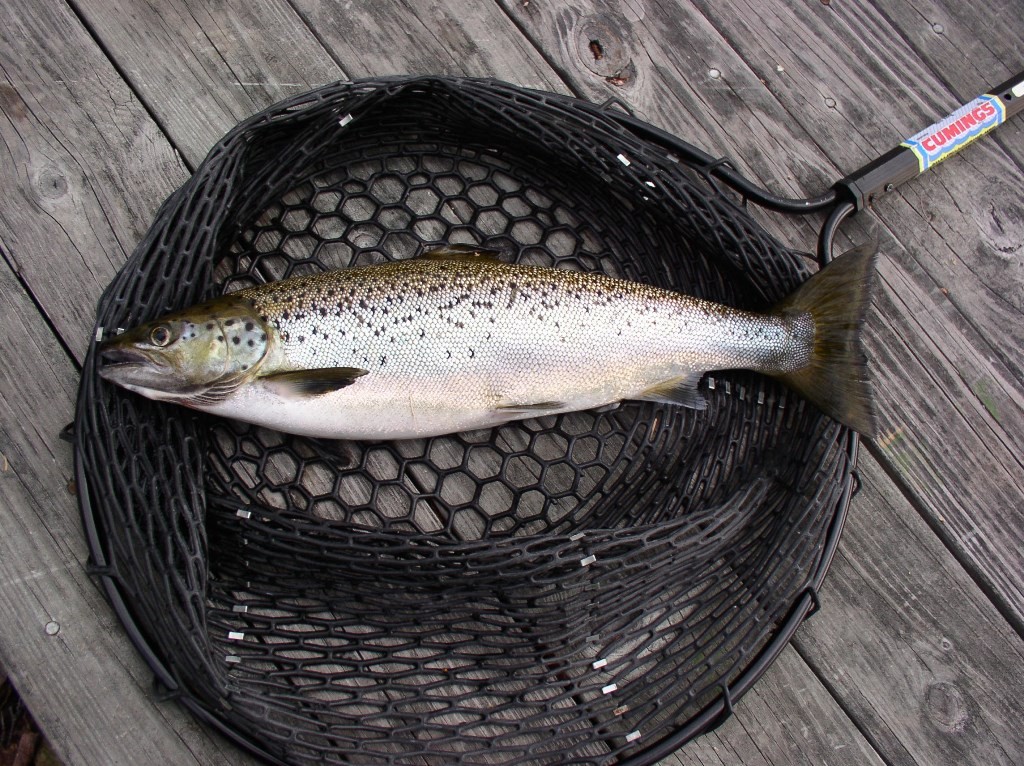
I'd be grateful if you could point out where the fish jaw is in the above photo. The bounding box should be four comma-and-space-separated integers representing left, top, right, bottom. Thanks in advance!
97, 343, 194, 401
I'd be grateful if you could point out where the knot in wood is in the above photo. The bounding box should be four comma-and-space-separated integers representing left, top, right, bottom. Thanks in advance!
924, 681, 970, 734
575, 14, 632, 83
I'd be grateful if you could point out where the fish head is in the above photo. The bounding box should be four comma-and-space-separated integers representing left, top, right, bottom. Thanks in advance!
97, 295, 272, 406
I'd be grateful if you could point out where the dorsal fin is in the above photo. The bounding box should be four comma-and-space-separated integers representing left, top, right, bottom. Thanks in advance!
417, 244, 504, 263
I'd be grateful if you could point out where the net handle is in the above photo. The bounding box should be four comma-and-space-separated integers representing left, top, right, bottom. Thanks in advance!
835, 69, 1024, 214
609, 70, 1024, 265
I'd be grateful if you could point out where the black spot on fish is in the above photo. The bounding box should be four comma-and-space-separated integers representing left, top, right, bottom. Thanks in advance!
217, 335, 224, 342
225, 319, 235, 326
232, 336, 241, 345
206, 323, 215, 330
247, 339, 255, 347
298, 335, 305, 343
241, 364, 248, 370
260, 333, 267, 341
245, 322, 254, 331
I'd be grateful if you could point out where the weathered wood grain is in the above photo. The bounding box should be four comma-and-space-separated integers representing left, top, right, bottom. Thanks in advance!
661, 645, 886, 766
0, 0, 189, 353
70, 0, 343, 167
284, 0, 566, 91
688, 0, 1024, 435
794, 450, 1024, 766
0, 257, 256, 766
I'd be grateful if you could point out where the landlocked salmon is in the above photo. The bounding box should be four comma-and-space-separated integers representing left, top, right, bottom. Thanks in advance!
98, 244, 877, 439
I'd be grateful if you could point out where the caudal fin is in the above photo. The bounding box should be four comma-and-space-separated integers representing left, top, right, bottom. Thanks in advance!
772, 242, 879, 438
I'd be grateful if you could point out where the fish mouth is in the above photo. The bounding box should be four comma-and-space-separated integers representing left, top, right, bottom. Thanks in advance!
97, 345, 172, 387
98, 346, 150, 375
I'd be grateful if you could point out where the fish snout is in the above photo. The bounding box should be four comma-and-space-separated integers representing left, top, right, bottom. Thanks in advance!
97, 344, 164, 383
100, 345, 143, 365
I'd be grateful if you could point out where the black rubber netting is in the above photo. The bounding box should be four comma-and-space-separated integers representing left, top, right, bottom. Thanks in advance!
74, 76, 857, 765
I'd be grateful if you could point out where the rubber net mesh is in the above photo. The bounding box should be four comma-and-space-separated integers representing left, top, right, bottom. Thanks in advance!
76, 77, 852, 765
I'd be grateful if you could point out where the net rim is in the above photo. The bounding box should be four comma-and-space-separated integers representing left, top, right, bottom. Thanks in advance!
73, 74, 859, 766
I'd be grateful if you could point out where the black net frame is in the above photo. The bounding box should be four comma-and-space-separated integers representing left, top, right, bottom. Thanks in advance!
74, 76, 858, 765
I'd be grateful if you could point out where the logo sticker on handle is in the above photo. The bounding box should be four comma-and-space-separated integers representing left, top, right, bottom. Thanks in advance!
901, 94, 1005, 172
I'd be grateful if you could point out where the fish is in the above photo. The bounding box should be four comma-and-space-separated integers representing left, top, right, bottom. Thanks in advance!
97, 243, 878, 440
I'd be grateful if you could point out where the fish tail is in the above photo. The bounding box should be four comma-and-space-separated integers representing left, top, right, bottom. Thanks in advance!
771, 242, 879, 438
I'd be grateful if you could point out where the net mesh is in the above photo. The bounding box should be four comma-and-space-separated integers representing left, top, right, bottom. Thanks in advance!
75, 76, 853, 765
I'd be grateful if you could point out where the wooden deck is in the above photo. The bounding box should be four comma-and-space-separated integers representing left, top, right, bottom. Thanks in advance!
1, 0, 1022, 763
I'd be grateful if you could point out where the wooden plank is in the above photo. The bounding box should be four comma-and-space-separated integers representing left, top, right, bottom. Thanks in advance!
70, 0, 343, 167
663, 646, 885, 766
0, 257, 257, 766
794, 450, 1024, 766
284, 0, 567, 92
0, 0, 189, 352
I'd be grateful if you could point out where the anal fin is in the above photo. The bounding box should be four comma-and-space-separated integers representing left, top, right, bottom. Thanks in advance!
635, 373, 707, 410
495, 400, 566, 418
262, 367, 369, 398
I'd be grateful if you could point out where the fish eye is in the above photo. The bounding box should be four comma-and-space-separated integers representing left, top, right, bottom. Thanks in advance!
149, 325, 172, 347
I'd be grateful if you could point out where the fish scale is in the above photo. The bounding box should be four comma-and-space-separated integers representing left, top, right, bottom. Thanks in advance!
238, 256, 800, 417
97, 245, 877, 440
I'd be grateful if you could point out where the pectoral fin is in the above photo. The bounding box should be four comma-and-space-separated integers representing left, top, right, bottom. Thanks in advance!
419, 244, 504, 263
261, 367, 369, 398
635, 373, 707, 410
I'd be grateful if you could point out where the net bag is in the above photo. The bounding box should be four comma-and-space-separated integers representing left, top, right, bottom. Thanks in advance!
74, 76, 857, 765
